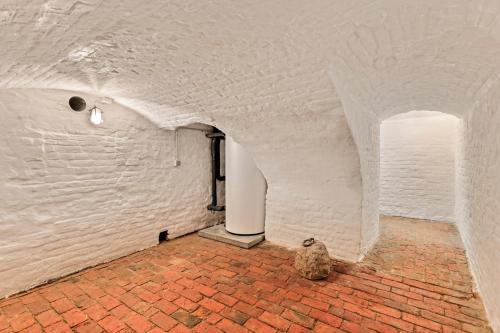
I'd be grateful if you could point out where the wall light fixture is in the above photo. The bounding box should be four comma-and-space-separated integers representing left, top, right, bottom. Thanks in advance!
68, 96, 107, 126
89, 107, 104, 125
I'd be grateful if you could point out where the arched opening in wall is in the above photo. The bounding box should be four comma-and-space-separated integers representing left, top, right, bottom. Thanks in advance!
379, 111, 460, 223
156, 122, 225, 244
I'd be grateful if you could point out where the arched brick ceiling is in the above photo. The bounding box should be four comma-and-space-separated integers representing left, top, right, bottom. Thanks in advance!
0, 0, 331, 128
1, 0, 500, 125
327, 1, 500, 119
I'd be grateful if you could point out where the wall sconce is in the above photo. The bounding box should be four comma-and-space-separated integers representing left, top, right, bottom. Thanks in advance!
89, 107, 103, 125
69, 96, 106, 126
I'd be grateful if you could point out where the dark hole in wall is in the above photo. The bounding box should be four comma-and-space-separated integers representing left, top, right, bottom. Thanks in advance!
68, 96, 87, 112
159, 230, 169, 243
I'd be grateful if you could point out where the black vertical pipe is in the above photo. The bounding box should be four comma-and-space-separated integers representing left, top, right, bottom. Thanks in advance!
214, 136, 225, 181
207, 128, 225, 211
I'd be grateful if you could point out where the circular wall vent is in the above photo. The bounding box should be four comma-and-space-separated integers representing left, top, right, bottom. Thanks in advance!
68, 96, 86, 112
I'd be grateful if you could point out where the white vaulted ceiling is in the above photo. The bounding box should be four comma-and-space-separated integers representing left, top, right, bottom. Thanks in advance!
1, 0, 500, 124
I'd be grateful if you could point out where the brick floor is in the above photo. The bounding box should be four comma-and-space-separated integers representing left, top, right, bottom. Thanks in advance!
0, 217, 493, 332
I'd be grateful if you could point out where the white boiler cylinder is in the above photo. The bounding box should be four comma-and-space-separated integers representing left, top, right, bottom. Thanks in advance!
225, 136, 267, 235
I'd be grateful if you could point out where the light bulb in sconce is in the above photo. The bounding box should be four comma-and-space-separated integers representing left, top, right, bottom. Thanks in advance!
89, 107, 103, 125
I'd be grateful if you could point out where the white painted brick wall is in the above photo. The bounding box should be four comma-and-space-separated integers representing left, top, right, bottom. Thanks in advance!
327, 71, 380, 260
456, 81, 500, 332
380, 111, 459, 222
0, 89, 222, 298
0, 85, 366, 299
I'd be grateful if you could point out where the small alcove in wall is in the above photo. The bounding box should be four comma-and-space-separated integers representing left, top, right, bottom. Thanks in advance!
196, 127, 268, 248
379, 111, 460, 223
156, 122, 226, 244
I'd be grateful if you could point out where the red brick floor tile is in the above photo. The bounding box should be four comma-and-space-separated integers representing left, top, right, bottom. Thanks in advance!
131, 288, 160, 304
149, 312, 177, 331
44, 321, 72, 333
206, 312, 223, 325
35, 310, 62, 328
144, 328, 163, 333
233, 301, 263, 318
0, 217, 493, 333
259, 311, 291, 331
26, 301, 51, 316
213, 293, 237, 307
244, 318, 276, 333
282, 308, 315, 328
216, 318, 248, 333
73, 320, 103, 333
199, 298, 225, 313
2, 303, 27, 317
97, 316, 125, 333
124, 314, 151, 333
173, 297, 198, 312
168, 324, 191, 333
19, 324, 43, 333
40, 291, 65, 304
0, 316, 9, 331
288, 323, 313, 333
255, 299, 284, 315
192, 322, 223, 333
313, 322, 344, 333
50, 299, 74, 315
62, 309, 88, 328
219, 308, 249, 326
9, 312, 36, 331
97, 297, 119, 312
84, 305, 108, 322
109, 305, 129, 320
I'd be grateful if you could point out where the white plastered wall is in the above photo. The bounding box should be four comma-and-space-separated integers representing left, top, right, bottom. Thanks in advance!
380, 111, 459, 222
0, 89, 222, 298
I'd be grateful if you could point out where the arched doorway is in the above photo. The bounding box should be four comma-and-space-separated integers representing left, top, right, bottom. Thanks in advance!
379, 111, 460, 222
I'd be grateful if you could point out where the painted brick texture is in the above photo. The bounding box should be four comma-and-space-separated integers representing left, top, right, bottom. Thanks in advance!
380, 111, 459, 223
0, 89, 221, 298
456, 80, 500, 332
0, 87, 366, 299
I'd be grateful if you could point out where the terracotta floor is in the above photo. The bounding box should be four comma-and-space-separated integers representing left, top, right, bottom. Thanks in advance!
0, 217, 493, 333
